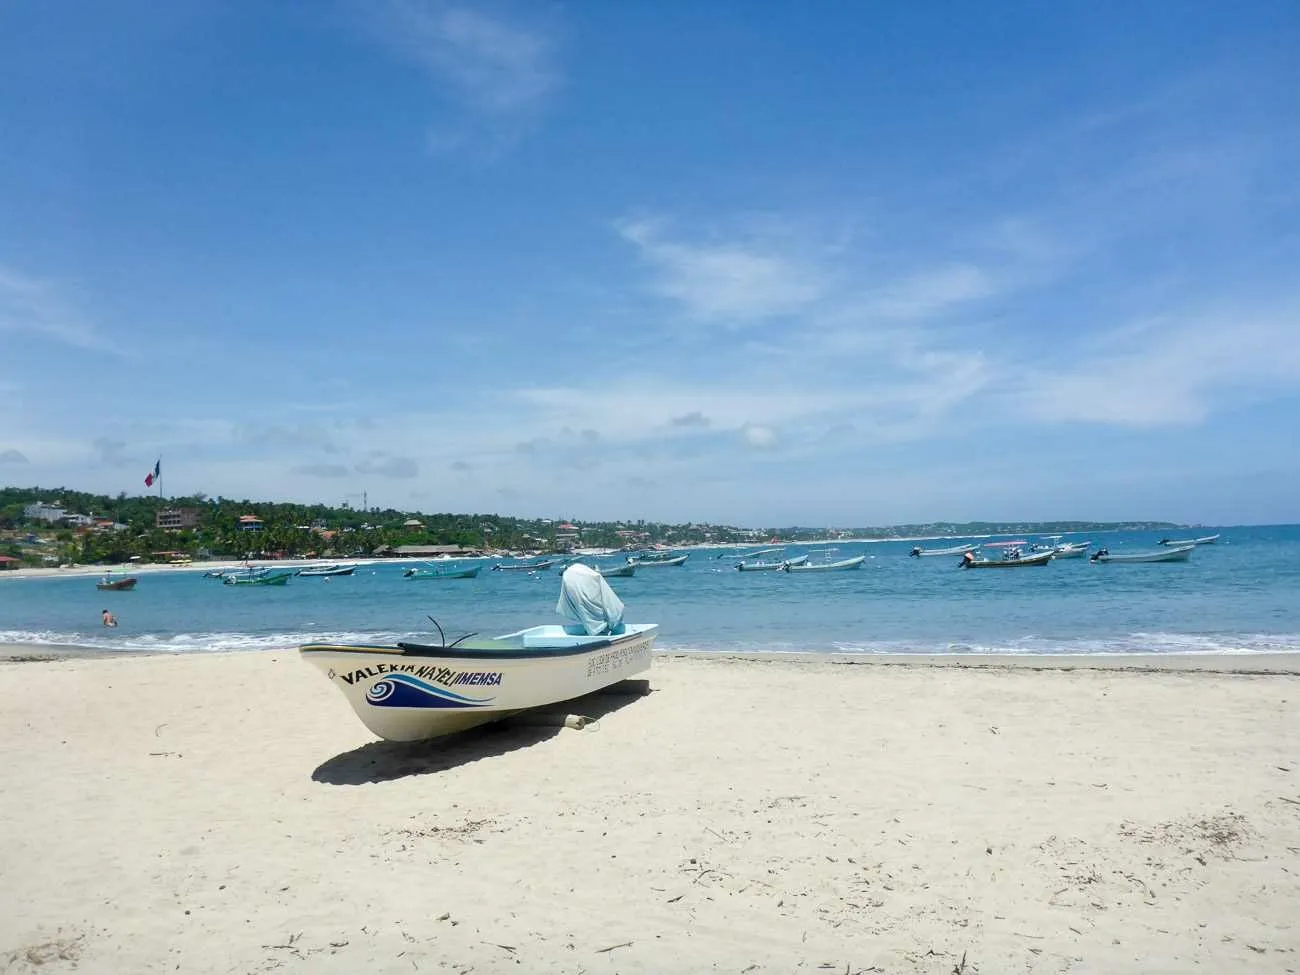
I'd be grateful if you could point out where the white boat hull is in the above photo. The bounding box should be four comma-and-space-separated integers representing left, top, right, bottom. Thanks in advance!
1160, 534, 1219, 547
785, 555, 866, 572
1051, 543, 1091, 559
911, 544, 977, 557
1093, 546, 1193, 564
301, 624, 657, 742
629, 555, 688, 567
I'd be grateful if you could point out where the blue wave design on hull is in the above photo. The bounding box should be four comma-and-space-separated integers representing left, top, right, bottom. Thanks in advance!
366, 674, 496, 709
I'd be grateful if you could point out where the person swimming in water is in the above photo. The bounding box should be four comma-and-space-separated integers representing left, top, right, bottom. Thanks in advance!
101, 608, 118, 627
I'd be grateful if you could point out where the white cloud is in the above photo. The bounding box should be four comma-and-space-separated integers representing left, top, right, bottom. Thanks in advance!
1012, 306, 1300, 427
740, 423, 779, 449
863, 263, 994, 320
617, 219, 826, 323
364, 0, 561, 148
0, 265, 110, 351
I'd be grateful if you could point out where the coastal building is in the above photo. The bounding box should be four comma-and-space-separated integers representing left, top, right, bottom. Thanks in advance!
375, 544, 479, 558
403, 518, 425, 530
156, 508, 201, 531
0, 555, 20, 571
238, 515, 264, 532
23, 502, 67, 523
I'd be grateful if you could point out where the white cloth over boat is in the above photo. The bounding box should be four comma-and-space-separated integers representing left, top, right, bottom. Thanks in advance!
556, 563, 625, 636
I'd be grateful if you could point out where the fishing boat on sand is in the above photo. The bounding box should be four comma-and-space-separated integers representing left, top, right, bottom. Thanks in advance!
493, 560, 556, 572
910, 543, 977, 557
959, 550, 1054, 568
736, 555, 809, 571
298, 563, 357, 577
300, 564, 657, 742
1091, 546, 1193, 564
784, 555, 866, 572
627, 554, 688, 567
1159, 534, 1220, 547
405, 565, 481, 580
96, 575, 138, 591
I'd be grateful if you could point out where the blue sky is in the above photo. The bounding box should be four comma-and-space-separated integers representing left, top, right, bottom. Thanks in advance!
1, 1, 1298, 526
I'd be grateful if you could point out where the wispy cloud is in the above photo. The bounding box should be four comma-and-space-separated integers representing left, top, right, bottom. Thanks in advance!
0, 265, 111, 351
363, 1, 561, 150
292, 463, 351, 479
617, 219, 827, 323
355, 454, 419, 479
1011, 305, 1300, 427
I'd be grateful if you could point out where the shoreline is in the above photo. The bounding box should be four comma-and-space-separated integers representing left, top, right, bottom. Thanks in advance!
4, 641, 1299, 672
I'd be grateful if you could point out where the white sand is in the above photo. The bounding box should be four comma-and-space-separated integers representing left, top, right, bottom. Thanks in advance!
2, 651, 1299, 974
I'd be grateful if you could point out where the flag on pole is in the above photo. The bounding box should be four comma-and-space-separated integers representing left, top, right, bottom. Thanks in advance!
144, 459, 160, 487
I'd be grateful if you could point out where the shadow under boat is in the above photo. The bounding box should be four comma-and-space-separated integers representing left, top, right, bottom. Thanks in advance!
311, 678, 652, 785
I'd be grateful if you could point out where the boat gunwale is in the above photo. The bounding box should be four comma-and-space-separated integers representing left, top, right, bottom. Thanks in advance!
300, 627, 654, 661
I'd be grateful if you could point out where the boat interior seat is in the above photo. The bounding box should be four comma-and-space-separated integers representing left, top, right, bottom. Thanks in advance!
563, 621, 626, 637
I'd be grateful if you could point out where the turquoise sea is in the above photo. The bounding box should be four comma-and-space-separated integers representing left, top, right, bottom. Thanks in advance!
2, 526, 1298, 656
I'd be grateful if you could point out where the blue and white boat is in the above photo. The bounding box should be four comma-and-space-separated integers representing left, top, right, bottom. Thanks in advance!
300, 565, 657, 741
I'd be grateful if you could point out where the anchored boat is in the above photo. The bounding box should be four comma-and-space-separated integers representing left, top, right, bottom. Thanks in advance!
300, 564, 657, 742
1091, 546, 1193, 564
627, 554, 688, 567
737, 555, 809, 571
96, 575, 138, 591
784, 555, 866, 572
959, 550, 1054, 568
910, 543, 977, 557
598, 563, 636, 579
1159, 534, 1220, 547
405, 565, 482, 580
298, 563, 357, 577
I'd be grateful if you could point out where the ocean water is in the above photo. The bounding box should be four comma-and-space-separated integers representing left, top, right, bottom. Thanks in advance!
2, 526, 1298, 657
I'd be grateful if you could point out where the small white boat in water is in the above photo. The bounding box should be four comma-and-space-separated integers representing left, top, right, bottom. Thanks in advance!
298, 563, 357, 577
960, 549, 1054, 568
300, 565, 657, 742
598, 563, 636, 579
784, 555, 866, 572
627, 554, 688, 567
1051, 542, 1091, 559
1091, 545, 1193, 564
737, 555, 809, 571
910, 543, 977, 557
1159, 534, 1220, 547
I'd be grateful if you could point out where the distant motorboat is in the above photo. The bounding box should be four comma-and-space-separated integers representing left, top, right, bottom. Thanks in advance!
298, 563, 357, 577
784, 555, 866, 572
737, 555, 809, 571
1049, 542, 1092, 559
910, 543, 977, 558
405, 565, 482, 580
627, 554, 688, 567
959, 550, 1053, 568
720, 547, 783, 561
1091, 546, 1193, 564
598, 563, 636, 579
1159, 534, 1220, 547
224, 569, 292, 586
96, 575, 138, 591
493, 560, 556, 572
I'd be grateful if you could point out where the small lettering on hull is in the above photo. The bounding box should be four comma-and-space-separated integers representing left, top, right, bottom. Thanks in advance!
339, 662, 503, 688
586, 640, 651, 679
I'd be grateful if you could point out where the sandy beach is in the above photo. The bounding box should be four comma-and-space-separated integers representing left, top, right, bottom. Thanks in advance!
3, 651, 1299, 974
